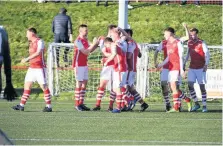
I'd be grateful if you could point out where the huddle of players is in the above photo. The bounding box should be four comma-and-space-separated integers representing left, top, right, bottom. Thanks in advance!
154, 23, 210, 112
12, 23, 209, 113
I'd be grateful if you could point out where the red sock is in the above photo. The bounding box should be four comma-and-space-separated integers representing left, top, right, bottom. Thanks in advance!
116, 94, 122, 110
109, 90, 116, 109
173, 93, 180, 110
20, 90, 31, 105
96, 87, 104, 107
44, 89, 51, 105
75, 88, 80, 106
79, 88, 86, 105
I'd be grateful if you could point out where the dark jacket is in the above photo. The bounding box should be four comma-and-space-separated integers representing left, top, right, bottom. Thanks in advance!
52, 13, 72, 35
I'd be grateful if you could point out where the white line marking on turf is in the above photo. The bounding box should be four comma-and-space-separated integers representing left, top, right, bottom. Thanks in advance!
11, 138, 222, 145
0, 114, 221, 121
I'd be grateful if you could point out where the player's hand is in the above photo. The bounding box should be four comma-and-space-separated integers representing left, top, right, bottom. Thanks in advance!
203, 65, 208, 72
21, 58, 28, 63
155, 63, 159, 68
181, 70, 186, 79
69, 35, 73, 43
104, 62, 108, 66
182, 22, 187, 28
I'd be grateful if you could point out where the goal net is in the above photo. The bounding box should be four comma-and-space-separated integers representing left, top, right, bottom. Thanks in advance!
47, 43, 223, 99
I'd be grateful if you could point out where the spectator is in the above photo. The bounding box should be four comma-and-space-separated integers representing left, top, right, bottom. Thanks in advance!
180, 0, 200, 7
52, 8, 73, 66
157, 0, 169, 5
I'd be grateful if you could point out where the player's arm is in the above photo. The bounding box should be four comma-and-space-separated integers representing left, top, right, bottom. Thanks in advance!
75, 39, 99, 55
202, 41, 210, 72
180, 23, 190, 43
21, 40, 44, 63
101, 47, 111, 57
67, 16, 73, 42
117, 27, 132, 41
157, 56, 169, 68
154, 42, 162, 68
177, 42, 185, 77
52, 18, 55, 33
104, 43, 117, 66
127, 42, 134, 71
183, 46, 190, 71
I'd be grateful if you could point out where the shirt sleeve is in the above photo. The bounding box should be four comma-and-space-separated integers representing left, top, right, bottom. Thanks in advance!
202, 41, 210, 65
127, 42, 135, 53
156, 42, 163, 52
37, 39, 45, 52
75, 39, 84, 50
177, 42, 184, 74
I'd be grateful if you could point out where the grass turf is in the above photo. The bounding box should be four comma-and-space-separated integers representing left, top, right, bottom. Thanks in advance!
0, 100, 222, 145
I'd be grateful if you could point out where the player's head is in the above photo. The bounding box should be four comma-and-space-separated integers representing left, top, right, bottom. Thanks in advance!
164, 27, 175, 40
26, 27, 37, 40
79, 24, 88, 37
124, 29, 133, 37
104, 37, 113, 48
59, 8, 67, 14
109, 27, 121, 41
190, 28, 199, 40
107, 24, 117, 37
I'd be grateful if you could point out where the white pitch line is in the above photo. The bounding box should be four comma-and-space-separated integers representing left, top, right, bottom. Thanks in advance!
0, 114, 221, 121
11, 138, 222, 145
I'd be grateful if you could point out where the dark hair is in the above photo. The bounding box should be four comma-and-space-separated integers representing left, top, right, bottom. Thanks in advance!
107, 24, 117, 30
60, 8, 67, 14
164, 27, 175, 34
104, 37, 113, 43
124, 29, 133, 37
79, 24, 88, 29
190, 28, 199, 34
28, 27, 37, 34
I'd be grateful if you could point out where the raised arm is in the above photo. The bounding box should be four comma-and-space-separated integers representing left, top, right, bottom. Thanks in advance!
154, 42, 163, 67
180, 23, 190, 43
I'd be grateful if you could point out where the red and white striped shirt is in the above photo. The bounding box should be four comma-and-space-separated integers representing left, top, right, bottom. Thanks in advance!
72, 36, 89, 67
187, 39, 209, 69
29, 38, 46, 68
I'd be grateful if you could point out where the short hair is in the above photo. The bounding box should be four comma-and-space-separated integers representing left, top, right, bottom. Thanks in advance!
124, 29, 133, 37
79, 24, 88, 29
27, 27, 37, 34
104, 37, 113, 43
60, 8, 67, 14
164, 27, 175, 34
190, 28, 199, 34
107, 24, 117, 30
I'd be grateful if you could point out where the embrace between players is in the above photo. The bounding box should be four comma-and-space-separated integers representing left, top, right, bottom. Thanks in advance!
11, 23, 209, 113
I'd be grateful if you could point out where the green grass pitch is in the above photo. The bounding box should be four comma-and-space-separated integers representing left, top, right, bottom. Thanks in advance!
0, 100, 222, 145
